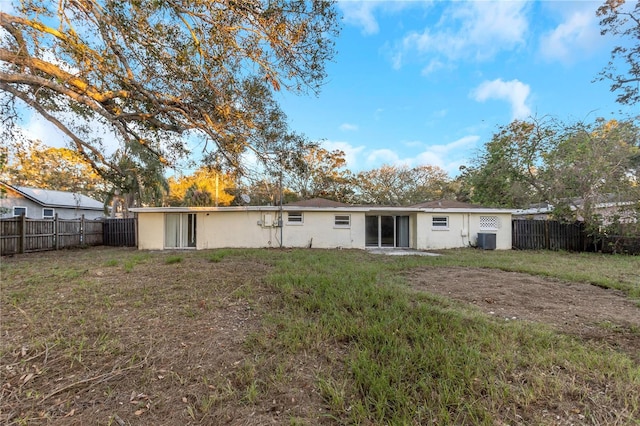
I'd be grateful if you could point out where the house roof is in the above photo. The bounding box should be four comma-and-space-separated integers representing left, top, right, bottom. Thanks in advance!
130, 197, 513, 214
2, 183, 104, 211
285, 198, 350, 208
410, 200, 486, 209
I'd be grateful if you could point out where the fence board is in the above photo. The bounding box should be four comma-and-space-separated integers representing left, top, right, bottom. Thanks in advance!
0, 215, 107, 255
512, 220, 587, 252
103, 218, 137, 247
84, 220, 105, 246
0, 218, 20, 255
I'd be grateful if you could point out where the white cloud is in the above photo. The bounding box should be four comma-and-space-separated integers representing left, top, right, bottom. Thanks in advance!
320, 140, 366, 170
366, 149, 402, 167
392, 2, 529, 69
317, 134, 480, 177
471, 78, 531, 120
538, 9, 602, 64
14, 109, 121, 157
338, 1, 423, 36
0, 1, 15, 12
420, 59, 447, 76
413, 135, 480, 175
338, 1, 380, 35
339, 123, 359, 132
22, 115, 69, 148
360, 135, 480, 176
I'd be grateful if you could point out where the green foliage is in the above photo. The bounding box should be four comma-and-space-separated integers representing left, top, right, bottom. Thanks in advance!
462, 116, 557, 208
354, 164, 454, 205
462, 116, 640, 233
544, 118, 640, 227
1, 0, 340, 191
164, 255, 183, 265
2, 139, 107, 196
284, 146, 356, 203
166, 167, 235, 207
597, 0, 640, 105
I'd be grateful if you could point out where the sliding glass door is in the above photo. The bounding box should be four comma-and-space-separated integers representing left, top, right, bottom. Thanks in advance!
365, 215, 410, 248
165, 213, 196, 248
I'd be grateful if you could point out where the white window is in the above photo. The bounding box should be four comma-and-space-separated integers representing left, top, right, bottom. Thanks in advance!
432, 216, 449, 229
480, 216, 499, 230
43, 208, 55, 219
287, 212, 303, 224
13, 207, 27, 217
334, 214, 351, 228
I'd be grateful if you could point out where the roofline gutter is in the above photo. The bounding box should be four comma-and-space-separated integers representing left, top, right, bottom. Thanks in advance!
129, 206, 515, 214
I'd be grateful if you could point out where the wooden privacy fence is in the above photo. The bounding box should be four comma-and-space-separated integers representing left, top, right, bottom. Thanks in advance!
513, 219, 640, 254
103, 218, 137, 247
512, 220, 587, 252
1, 215, 103, 255
1, 216, 137, 255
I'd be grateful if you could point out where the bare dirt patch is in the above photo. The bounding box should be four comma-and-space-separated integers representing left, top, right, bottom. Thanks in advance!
1, 248, 329, 425
404, 267, 640, 363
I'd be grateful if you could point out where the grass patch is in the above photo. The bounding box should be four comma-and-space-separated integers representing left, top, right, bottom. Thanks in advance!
164, 254, 183, 264
1, 247, 638, 425
205, 248, 234, 263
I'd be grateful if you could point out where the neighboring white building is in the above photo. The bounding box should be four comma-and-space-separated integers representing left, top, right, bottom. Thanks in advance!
0, 182, 105, 220
130, 199, 513, 251
513, 198, 639, 225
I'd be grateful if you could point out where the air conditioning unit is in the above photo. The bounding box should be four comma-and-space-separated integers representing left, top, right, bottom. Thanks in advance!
477, 233, 496, 250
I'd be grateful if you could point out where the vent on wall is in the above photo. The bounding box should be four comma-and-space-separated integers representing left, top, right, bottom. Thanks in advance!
477, 233, 496, 250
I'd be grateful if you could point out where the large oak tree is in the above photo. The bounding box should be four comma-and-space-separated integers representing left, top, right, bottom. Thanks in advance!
354, 164, 452, 206
0, 0, 339, 190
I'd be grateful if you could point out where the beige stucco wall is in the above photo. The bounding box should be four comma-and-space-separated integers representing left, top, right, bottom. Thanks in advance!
136, 210, 367, 250
199, 210, 367, 249
282, 211, 365, 249
136, 209, 512, 251
136, 212, 165, 250
415, 212, 512, 250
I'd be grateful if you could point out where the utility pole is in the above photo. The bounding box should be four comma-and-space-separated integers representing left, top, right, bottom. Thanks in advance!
215, 173, 219, 207
279, 168, 283, 248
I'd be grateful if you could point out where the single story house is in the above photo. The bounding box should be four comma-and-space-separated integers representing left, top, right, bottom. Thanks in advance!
0, 182, 105, 220
130, 199, 513, 251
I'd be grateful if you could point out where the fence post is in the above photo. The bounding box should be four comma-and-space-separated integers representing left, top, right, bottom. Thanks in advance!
19, 213, 26, 254
54, 213, 59, 250
81, 214, 85, 245
544, 220, 549, 250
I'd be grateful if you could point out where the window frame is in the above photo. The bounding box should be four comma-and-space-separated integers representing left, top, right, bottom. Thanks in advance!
42, 208, 55, 219
287, 212, 303, 225
431, 216, 449, 230
334, 214, 351, 228
13, 206, 27, 217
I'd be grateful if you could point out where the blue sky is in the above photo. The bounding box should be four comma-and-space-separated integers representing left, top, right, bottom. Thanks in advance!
276, 0, 637, 176
4, 0, 636, 178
